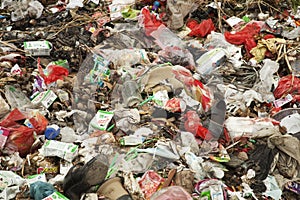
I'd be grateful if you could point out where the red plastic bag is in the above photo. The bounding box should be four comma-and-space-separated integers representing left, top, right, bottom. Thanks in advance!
38, 58, 69, 85
273, 75, 300, 102
141, 7, 163, 36
184, 110, 213, 140
0, 108, 26, 127
224, 22, 261, 45
5, 125, 35, 157
187, 18, 215, 38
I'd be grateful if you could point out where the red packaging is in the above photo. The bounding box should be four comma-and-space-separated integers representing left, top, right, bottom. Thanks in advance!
29, 112, 48, 135
165, 98, 181, 112
138, 170, 165, 199
187, 18, 215, 38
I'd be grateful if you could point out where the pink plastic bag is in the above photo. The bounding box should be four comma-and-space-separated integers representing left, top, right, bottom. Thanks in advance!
150, 186, 193, 200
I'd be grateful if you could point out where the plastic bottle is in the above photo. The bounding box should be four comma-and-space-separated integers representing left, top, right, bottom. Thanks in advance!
121, 74, 142, 107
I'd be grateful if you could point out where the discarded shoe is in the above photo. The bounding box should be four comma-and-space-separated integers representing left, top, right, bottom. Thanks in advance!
97, 176, 132, 200
63, 155, 109, 200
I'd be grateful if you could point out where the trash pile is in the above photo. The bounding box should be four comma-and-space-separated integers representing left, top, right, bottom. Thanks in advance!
1, 0, 300, 199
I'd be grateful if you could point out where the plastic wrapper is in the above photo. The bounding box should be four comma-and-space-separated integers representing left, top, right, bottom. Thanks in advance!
109, 0, 135, 20
194, 179, 227, 200
138, 170, 165, 199
39, 140, 78, 162
195, 48, 227, 75
82, 54, 110, 86
42, 191, 69, 200
285, 181, 300, 195
88, 110, 114, 132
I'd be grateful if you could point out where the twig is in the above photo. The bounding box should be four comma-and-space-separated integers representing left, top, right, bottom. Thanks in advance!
284, 44, 293, 73
257, 0, 263, 13
0, 40, 27, 53
215, 0, 223, 32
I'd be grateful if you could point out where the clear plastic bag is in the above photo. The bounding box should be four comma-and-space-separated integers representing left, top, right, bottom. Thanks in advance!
4, 85, 32, 109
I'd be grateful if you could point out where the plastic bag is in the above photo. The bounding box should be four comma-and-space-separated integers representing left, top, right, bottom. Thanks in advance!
150, 24, 185, 49
4, 85, 32, 109
5, 125, 35, 157
0, 170, 25, 200
150, 186, 193, 200
273, 75, 300, 102
224, 22, 262, 45
140, 7, 163, 36
38, 58, 69, 85
0, 108, 26, 128
166, 0, 198, 30
30, 181, 56, 200
187, 18, 215, 38
158, 46, 195, 70
184, 110, 213, 140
